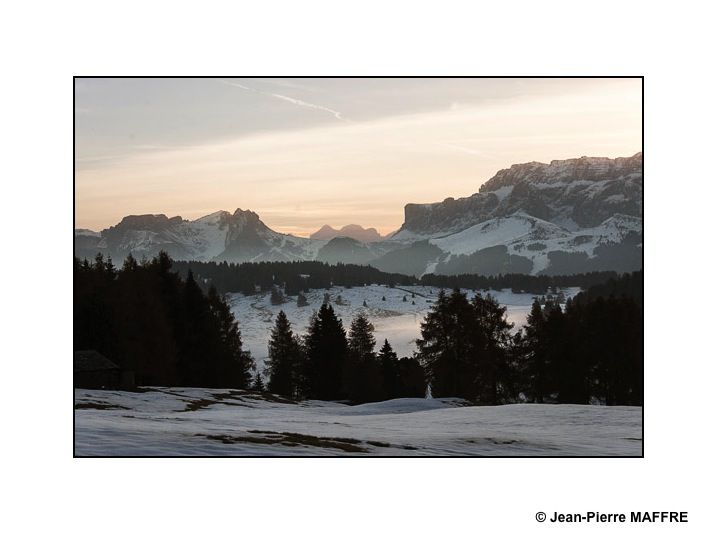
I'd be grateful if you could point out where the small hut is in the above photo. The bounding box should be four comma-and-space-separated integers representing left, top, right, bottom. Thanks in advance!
74, 350, 134, 390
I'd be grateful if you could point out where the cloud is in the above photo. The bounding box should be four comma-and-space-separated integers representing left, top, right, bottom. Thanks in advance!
223, 80, 348, 122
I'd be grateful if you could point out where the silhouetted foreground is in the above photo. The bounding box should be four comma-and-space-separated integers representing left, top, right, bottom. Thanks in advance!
74, 253, 254, 388
418, 272, 642, 406
75, 252, 642, 405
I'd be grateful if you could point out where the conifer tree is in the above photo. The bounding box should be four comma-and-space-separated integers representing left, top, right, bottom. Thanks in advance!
252, 372, 265, 392
470, 293, 514, 404
417, 289, 513, 403
348, 314, 376, 358
267, 310, 302, 399
378, 339, 400, 399
178, 269, 214, 386
417, 289, 476, 399
519, 299, 548, 402
208, 286, 254, 389
114, 254, 178, 386
344, 314, 382, 403
301, 303, 348, 400
122, 253, 138, 272
270, 286, 285, 305
397, 356, 427, 398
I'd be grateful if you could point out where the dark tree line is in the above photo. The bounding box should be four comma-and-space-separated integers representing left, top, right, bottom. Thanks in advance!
265, 273, 642, 406
74, 252, 254, 388
419, 271, 619, 295
417, 271, 643, 405
515, 272, 643, 405
170, 260, 416, 295
265, 307, 426, 403
171, 259, 619, 296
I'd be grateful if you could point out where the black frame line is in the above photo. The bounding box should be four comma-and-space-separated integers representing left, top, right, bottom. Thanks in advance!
73, 75, 644, 458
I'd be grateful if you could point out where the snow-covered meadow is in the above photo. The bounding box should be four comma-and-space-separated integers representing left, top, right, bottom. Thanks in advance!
74, 387, 642, 456
228, 285, 580, 372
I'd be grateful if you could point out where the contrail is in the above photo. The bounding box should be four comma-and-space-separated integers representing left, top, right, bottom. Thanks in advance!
443, 143, 484, 156
223, 80, 348, 122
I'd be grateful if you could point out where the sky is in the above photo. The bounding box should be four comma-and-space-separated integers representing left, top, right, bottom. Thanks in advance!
75, 77, 642, 236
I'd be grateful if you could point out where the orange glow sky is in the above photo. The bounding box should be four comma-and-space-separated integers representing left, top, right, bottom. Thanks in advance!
75, 78, 641, 236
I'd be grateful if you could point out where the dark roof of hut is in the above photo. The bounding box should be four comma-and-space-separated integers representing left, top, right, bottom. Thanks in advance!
74, 350, 120, 372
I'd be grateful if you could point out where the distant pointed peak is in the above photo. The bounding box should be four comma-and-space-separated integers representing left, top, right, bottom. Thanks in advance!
194, 210, 231, 224
310, 223, 383, 242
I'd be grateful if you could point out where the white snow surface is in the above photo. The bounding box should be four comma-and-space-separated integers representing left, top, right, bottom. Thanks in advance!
427, 212, 641, 274
75, 387, 642, 456
430, 213, 543, 256
228, 285, 579, 373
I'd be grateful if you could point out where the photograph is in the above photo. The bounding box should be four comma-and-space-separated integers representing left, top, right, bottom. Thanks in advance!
73, 76, 643, 457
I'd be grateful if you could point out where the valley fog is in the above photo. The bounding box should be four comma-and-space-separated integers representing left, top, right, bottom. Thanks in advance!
229, 285, 581, 371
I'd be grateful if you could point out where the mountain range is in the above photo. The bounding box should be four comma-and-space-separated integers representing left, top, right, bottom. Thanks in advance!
75, 153, 642, 276
309, 224, 386, 243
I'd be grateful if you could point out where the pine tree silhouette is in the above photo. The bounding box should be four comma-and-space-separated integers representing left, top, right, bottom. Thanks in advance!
301, 303, 348, 400
267, 310, 302, 399
74, 251, 254, 390
345, 314, 382, 403
252, 372, 265, 392
378, 339, 400, 399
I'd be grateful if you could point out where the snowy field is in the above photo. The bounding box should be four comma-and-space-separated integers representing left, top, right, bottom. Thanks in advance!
228, 285, 580, 372
74, 387, 642, 456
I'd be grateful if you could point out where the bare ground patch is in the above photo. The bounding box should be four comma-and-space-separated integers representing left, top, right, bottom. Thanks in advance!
75, 402, 130, 410
199, 430, 368, 453
173, 389, 297, 412
198, 429, 422, 454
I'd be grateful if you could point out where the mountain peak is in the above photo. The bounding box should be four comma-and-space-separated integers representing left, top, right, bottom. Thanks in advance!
110, 214, 184, 232
397, 152, 642, 238
232, 208, 260, 218
193, 210, 231, 226
310, 224, 383, 243
480, 152, 643, 193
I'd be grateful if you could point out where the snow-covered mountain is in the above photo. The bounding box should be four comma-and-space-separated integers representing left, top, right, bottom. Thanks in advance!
75, 209, 326, 263
75, 153, 642, 276
395, 153, 642, 238
378, 153, 643, 276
